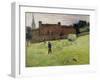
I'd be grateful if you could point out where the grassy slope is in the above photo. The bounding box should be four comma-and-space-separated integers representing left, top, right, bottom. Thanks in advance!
26, 35, 89, 67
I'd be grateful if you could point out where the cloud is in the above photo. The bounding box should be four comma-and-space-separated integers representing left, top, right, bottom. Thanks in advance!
26, 13, 89, 28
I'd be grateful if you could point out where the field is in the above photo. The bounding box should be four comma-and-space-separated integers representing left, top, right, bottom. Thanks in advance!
26, 35, 89, 67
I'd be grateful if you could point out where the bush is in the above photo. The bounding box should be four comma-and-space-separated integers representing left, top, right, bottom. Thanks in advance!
67, 34, 77, 41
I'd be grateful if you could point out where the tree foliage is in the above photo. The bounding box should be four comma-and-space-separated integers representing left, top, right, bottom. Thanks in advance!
73, 20, 89, 35
26, 26, 32, 41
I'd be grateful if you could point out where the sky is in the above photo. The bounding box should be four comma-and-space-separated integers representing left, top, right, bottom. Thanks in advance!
25, 12, 89, 28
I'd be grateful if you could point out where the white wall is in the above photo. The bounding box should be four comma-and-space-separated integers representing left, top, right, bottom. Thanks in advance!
0, 0, 100, 80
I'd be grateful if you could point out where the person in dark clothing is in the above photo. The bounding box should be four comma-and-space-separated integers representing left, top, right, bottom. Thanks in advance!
48, 42, 52, 54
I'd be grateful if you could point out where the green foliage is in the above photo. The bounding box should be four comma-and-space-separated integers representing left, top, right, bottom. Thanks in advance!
26, 26, 32, 41
73, 20, 89, 35
26, 35, 89, 67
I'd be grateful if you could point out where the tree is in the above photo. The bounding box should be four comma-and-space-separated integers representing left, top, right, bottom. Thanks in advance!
73, 20, 89, 36
73, 23, 80, 36
26, 26, 32, 46
78, 20, 87, 28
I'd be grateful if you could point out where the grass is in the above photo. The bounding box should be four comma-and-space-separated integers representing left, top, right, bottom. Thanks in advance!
26, 35, 89, 67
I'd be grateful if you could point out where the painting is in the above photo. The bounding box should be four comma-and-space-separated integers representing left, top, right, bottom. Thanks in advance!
25, 12, 90, 67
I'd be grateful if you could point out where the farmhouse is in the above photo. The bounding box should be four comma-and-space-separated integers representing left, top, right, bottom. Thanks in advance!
31, 21, 76, 42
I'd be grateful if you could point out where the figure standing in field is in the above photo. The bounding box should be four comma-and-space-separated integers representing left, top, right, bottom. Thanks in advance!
48, 42, 52, 54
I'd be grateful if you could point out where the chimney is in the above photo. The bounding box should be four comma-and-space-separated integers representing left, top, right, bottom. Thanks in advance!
58, 22, 61, 26
39, 21, 42, 27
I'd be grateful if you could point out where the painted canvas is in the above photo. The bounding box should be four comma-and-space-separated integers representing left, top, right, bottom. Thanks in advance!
25, 12, 90, 67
